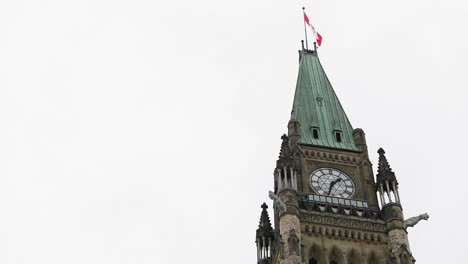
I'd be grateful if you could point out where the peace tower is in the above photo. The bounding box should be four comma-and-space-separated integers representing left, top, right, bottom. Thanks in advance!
254, 46, 428, 264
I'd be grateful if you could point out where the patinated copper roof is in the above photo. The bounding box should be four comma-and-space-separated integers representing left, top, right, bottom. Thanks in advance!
290, 50, 357, 151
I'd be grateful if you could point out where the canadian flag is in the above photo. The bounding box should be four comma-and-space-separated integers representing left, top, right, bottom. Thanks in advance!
303, 12, 323, 46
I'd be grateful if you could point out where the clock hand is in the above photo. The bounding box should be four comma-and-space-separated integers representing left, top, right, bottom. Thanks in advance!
327, 178, 342, 195
327, 183, 334, 195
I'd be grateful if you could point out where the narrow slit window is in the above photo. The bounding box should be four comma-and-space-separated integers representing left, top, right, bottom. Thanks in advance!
311, 127, 319, 139
334, 131, 342, 142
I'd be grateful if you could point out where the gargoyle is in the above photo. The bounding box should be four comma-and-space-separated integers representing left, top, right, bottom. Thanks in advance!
403, 213, 429, 229
269, 191, 287, 214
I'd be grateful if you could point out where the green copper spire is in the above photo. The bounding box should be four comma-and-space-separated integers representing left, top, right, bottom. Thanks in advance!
290, 50, 358, 151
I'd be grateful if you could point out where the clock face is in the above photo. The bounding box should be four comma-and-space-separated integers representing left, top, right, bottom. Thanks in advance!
309, 168, 355, 198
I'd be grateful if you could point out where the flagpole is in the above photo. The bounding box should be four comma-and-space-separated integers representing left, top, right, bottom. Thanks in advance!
302, 7, 309, 50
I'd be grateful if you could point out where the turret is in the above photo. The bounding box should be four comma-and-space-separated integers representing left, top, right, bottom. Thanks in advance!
353, 128, 367, 153
376, 148, 401, 206
376, 148, 415, 264
274, 135, 298, 192
256, 203, 274, 264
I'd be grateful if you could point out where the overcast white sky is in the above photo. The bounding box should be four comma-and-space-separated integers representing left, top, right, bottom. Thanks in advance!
1, 0, 467, 263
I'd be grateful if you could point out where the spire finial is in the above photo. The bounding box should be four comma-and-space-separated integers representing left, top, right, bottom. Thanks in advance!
378, 147, 385, 155
376, 147, 397, 185
257, 203, 273, 236
277, 134, 293, 170
279, 134, 292, 159
377, 147, 392, 173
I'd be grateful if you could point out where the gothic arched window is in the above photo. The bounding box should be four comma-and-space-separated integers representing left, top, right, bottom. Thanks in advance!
329, 247, 344, 264
287, 229, 300, 256
348, 249, 362, 264
367, 252, 379, 264
309, 244, 323, 264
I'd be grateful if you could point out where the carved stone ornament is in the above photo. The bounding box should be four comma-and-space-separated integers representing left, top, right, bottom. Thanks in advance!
287, 229, 300, 256
300, 213, 386, 233
403, 213, 429, 230
269, 191, 287, 214
389, 243, 414, 264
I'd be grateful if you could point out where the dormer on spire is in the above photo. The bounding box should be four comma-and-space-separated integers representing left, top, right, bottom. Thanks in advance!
376, 148, 401, 206
256, 203, 274, 264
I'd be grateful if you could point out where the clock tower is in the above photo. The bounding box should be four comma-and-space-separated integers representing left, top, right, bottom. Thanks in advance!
254, 47, 424, 264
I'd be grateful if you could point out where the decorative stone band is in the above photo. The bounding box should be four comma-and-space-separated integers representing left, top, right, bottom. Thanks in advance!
300, 147, 361, 165
302, 222, 387, 244
300, 212, 387, 233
